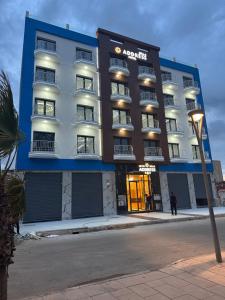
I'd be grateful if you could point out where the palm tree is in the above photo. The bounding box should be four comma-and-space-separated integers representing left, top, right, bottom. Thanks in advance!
0, 71, 24, 300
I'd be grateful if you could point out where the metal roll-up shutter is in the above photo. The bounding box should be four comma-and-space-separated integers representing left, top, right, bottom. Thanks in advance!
24, 173, 62, 223
72, 173, 103, 218
167, 173, 191, 209
193, 174, 213, 207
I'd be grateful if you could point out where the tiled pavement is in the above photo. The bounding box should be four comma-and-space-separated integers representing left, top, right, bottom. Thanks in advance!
25, 252, 225, 300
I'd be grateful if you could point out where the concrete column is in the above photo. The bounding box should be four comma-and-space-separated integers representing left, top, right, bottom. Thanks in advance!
102, 172, 117, 215
187, 173, 197, 209
159, 172, 170, 212
210, 173, 220, 206
62, 171, 72, 220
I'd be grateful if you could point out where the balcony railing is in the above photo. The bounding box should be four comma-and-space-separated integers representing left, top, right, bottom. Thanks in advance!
110, 58, 127, 68
114, 145, 133, 156
32, 140, 55, 152
183, 80, 199, 89
138, 66, 155, 75
77, 147, 95, 155
161, 73, 173, 82
112, 86, 130, 97
113, 115, 131, 125
186, 102, 201, 111
144, 147, 162, 157
35, 71, 55, 83
143, 119, 159, 129
76, 51, 92, 62
36, 40, 56, 52
76, 112, 98, 123
140, 91, 157, 101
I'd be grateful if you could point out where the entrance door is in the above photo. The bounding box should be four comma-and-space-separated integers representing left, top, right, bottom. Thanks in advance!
126, 174, 150, 212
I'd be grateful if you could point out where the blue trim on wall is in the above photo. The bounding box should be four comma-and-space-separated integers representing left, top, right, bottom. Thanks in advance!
159, 163, 213, 173
159, 57, 213, 172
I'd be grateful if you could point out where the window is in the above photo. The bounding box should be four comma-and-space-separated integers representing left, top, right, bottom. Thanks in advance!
77, 136, 95, 154
168, 143, 180, 158
34, 98, 55, 117
33, 131, 55, 152
188, 121, 199, 134
77, 105, 94, 121
111, 81, 128, 95
113, 109, 130, 124
35, 67, 55, 83
36, 37, 56, 51
142, 113, 154, 128
166, 118, 177, 131
138, 64, 154, 75
164, 94, 174, 106
76, 75, 93, 90
144, 140, 159, 148
76, 48, 92, 61
140, 87, 156, 100
114, 137, 129, 145
192, 145, 200, 159
110, 57, 127, 68
186, 98, 195, 110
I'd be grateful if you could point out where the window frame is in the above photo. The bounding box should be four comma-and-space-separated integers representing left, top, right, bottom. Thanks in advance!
35, 66, 56, 83
113, 137, 130, 146
168, 143, 180, 158
34, 98, 55, 117
77, 105, 94, 121
76, 75, 93, 91
192, 144, 200, 159
36, 36, 56, 51
141, 113, 155, 128
111, 81, 127, 95
112, 109, 130, 124
76, 47, 92, 61
166, 118, 177, 131
77, 135, 95, 154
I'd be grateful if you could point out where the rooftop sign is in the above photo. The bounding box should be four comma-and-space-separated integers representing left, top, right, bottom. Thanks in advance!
115, 46, 147, 61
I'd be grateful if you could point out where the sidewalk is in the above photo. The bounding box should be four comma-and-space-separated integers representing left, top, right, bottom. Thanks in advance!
20, 207, 225, 237
25, 252, 225, 299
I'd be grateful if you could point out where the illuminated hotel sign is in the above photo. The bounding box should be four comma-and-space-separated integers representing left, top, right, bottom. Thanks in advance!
115, 47, 147, 61
138, 163, 156, 175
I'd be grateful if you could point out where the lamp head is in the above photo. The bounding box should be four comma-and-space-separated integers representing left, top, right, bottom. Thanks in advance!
188, 109, 204, 122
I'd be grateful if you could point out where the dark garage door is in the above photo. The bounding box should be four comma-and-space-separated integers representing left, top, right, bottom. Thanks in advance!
193, 174, 213, 207
24, 173, 62, 223
72, 173, 103, 218
167, 173, 191, 209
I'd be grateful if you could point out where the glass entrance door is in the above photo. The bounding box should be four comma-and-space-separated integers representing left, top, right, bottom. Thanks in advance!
126, 174, 151, 212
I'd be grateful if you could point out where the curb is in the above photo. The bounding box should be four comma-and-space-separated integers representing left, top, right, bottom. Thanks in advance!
36, 213, 225, 237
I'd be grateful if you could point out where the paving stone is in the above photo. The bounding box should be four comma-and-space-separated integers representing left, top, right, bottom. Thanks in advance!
173, 295, 198, 300
79, 284, 106, 296
128, 283, 158, 297
145, 293, 170, 300
206, 284, 225, 297
154, 283, 188, 298
182, 284, 215, 299
163, 276, 190, 288
92, 292, 117, 300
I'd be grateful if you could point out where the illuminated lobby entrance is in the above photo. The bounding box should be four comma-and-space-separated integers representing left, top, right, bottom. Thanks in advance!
126, 174, 151, 212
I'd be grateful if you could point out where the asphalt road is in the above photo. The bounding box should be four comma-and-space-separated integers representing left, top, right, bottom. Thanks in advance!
8, 217, 225, 300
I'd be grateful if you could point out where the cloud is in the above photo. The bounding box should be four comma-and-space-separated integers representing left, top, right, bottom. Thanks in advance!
0, 0, 225, 171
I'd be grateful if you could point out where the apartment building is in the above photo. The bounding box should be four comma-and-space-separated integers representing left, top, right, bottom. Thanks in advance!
16, 15, 217, 222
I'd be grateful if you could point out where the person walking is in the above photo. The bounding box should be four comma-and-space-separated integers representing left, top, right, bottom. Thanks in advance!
146, 193, 153, 211
170, 192, 177, 215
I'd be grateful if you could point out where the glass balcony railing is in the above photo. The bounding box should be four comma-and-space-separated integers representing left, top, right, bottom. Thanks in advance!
144, 147, 162, 156
114, 145, 133, 155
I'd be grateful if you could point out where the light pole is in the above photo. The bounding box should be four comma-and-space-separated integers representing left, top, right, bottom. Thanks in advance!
188, 109, 222, 263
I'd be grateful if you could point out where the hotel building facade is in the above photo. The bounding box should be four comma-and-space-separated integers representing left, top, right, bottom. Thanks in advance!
16, 16, 217, 222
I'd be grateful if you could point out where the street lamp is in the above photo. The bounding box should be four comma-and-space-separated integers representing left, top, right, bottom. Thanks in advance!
188, 109, 222, 263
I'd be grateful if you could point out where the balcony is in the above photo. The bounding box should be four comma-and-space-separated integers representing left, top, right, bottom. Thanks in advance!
29, 140, 58, 159
161, 73, 178, 90
189, 127, 207, 140
170, 153, 188, 163
140, 91, 159, 107
138, 66, 156, 82
75, 149, 100, 160
186, 102, 201, 112
31, 114, 60, 125
33, 72, 60, 93
113, 145, 136, 160
142, 119, 161, 134
193, 151, 211, 163
73, 113, 100, 128
167, 126, 184, 136
74, 52, 97, 70
110, 87, 132, 103
74, 88, 97, 98
109, 58, 129, 76
112, 116, 134, 131
35, 42, 58, 63
164, 98, 180, 111
183, 80, 200, 95
144, 147, 164, 161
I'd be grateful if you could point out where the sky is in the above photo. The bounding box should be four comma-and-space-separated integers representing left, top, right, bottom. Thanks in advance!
0, 0, 225, 173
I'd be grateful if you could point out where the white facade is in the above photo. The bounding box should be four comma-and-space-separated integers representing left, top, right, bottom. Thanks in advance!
30, 31, 101, 159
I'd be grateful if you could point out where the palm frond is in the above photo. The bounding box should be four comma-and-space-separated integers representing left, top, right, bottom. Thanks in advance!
0, 71, 24, 159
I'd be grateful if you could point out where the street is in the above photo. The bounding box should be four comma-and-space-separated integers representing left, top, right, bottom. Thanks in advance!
8, 217, 225, 300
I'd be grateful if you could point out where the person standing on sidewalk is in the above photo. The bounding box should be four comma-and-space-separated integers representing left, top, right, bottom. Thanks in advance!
170, 192, 177, 215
